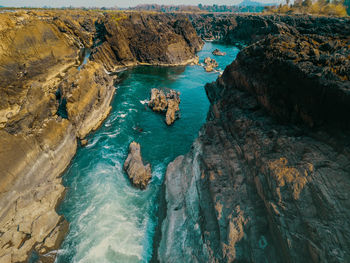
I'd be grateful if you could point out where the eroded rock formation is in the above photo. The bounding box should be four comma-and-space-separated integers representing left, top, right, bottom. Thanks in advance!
158, 15, 350, 263
0, 10, 202, 262
124, 142, 152, 189
148, 88, 181, 125
90, 13, 203, 72
204, 57, 219, 72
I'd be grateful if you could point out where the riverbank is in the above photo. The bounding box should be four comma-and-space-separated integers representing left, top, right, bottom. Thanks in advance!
0, 10, 202, 263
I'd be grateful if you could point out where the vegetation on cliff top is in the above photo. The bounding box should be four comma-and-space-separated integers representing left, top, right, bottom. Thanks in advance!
264, 0, 349, 16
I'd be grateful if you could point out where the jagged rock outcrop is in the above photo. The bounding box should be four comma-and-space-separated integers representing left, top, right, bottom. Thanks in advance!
90, 13, 203, 72
149, 89, 168, 112
158, 17, 350, 263
189, 13, 350, 44
148, 88, 181, 125
212, 48, 226, 56
203, 57, 218, 72
124, 142, 152, 190
165, 90, 181, 126
0, 10, 202, 263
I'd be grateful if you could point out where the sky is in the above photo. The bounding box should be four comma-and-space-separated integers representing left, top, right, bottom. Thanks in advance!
0, 0, 280, 8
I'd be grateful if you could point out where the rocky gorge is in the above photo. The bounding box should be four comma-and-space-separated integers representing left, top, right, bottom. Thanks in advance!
157, 13, 350, 263
0, 9, 349, 263
0, 10, 202, 263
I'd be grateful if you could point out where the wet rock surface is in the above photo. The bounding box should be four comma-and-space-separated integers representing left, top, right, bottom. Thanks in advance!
124, 142, 152, 190
158, 14, 350, 263
148, 88, 181, 125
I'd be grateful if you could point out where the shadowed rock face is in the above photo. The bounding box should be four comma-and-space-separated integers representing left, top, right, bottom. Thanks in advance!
222, 33, 350, 129
189, 13, 350, 44
0, 10, 202, 263
124, 142, 152, 190
158, 15, 350, 263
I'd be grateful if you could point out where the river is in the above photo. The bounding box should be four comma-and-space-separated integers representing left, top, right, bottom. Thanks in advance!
55, 42, 239, 263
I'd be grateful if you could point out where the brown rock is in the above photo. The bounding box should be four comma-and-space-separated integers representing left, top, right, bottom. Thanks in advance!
81, 139, 88, 146
165, 90, 181, 126
148, 89, 168, 112
123, 142, 152, 190
212, 49, 226, 56
203, 57, 218, 72
148, 88, 180, 125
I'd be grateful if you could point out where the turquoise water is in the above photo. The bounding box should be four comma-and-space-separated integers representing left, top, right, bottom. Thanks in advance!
56, 42, 239, 263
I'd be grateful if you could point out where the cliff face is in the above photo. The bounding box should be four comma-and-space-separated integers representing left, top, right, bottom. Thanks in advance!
0, 10, 202, 263
91, 13, 203, 71
159, 16, 350, 263
190, 14, 350, 44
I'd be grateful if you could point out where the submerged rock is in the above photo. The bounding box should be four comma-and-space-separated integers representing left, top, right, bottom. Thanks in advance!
203, 57, 218, 72
123, 142, 152, 190
212, 49, 226, 56
148, 88, 181, 125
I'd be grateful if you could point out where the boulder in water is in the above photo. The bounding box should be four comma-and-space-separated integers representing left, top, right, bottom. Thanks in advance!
212, 49, 226, 56
165, 90, 181, 126
203, 57, 218, 72
148, 88, 168, 112
148, 88, 180, 125
123, 142, 152, 190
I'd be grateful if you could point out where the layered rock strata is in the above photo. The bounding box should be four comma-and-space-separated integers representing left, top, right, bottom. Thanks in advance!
124, 142, 152, 190
158, 17, 350, 263
0, 10, 202, 262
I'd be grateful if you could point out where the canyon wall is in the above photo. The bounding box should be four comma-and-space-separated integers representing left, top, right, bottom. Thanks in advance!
0, 10, 202, 263
190, 13, 350, 44
158, 15, 350, 262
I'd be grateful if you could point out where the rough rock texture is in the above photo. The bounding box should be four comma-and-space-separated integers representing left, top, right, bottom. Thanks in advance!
91, 13, 203, 72
223, 33, 350, 129
190, 14, 350, 44
212, 49, 226, 56
0, 10, 202, 263
159, 15, 350, 263
148, 88, 181, 125
124, 142, 152, 190
149, 89, 168, 112
204, 57, 218, 72
165, 90, 181, 126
